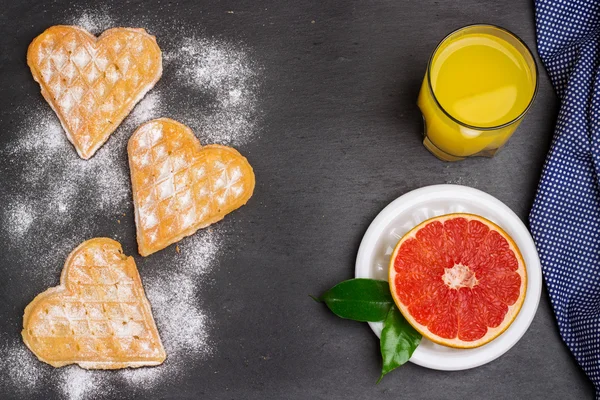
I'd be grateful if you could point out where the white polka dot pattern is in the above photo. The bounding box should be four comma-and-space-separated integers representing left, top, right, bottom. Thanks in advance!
530, 0, 600, 393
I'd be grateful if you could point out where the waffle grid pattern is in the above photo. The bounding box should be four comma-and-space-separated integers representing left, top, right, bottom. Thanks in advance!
28, 26, 161, 158
23, 239, 165, 366
129, 119, 254, 256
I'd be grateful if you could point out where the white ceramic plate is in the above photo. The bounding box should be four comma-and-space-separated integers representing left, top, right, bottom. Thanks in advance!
355, 184, 542, 371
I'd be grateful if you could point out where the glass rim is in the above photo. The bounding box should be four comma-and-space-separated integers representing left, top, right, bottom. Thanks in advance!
426, 23, 539, 131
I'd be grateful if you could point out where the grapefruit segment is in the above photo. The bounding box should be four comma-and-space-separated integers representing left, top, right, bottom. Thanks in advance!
389, 213, 526, 349
443, 217, 468, 264
457, 289, 487, 342
408, 293, 437, 326
427, 289, 459, 339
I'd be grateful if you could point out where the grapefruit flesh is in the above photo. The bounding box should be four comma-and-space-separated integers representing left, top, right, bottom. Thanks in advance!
388, 213, 526, 348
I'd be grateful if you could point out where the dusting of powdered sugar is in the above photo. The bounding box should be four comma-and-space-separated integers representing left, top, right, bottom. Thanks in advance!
3, 202, 34, 240
119, 229, 220, 387
164, 37, 261, 145
0, 339, 45, 396
127, 91, 163, 127
1, 104, 130, 243
68, 11, 116, 35
58, 368, 105, 400
0, 8, 261, 400
0, 230, 222, 400
0, 338, 107, 400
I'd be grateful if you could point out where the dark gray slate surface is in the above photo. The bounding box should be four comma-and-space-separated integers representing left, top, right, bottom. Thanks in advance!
0, 0, 594, 399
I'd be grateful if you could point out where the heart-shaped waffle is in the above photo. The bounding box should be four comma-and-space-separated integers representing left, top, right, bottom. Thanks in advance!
22, 238, 166, 369
27, 26, 162, 159
128, 118, 255, 256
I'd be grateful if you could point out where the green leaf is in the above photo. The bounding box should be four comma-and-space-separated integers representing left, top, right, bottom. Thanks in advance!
378, 305, 421, 383
309, 295, 322, 302
317, 278, 393, 322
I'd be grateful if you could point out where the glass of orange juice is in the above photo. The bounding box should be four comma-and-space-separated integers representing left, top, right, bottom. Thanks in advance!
417, 25, 538, 161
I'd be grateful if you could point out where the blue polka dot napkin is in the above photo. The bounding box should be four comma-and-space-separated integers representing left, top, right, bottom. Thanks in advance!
530, 0, 600, 395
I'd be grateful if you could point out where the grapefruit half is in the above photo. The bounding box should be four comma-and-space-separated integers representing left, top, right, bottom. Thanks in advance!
388, 213, 526, 348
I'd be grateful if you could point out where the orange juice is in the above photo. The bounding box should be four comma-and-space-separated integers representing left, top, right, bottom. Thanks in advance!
418, 25, 537, 161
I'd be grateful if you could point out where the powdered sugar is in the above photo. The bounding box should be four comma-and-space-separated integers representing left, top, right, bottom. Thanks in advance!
0, 231, 222, 400
68, 12, 116, 35
0, 340, 106, 400
2, 104, 130, 235
0, 339, 44, 395
3, 202, 34, 240
1, 8, 261, 400
58, 368, 103, 400
118, 229, 220, 388
0, 103, 131, 291
164, 37, 261, 145
127, 91, 162, 127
